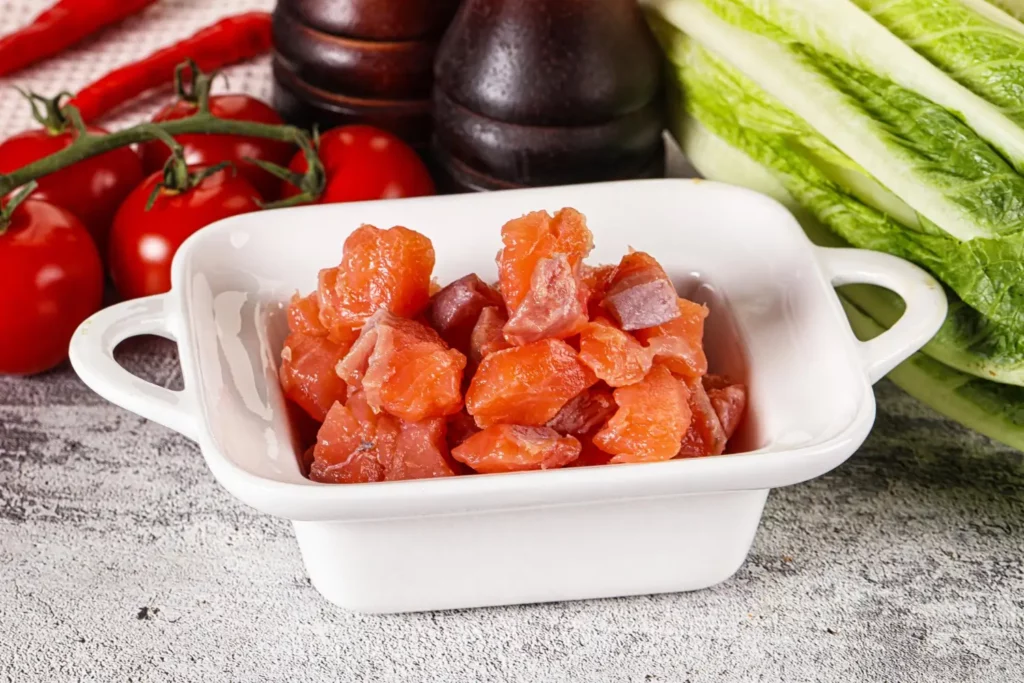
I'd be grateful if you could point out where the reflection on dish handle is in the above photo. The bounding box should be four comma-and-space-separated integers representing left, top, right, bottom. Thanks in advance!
816, 247, 947, 384
68, 293, 200, 442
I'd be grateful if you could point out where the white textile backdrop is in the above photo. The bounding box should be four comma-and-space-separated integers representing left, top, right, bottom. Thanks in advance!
0, 0, 275, 138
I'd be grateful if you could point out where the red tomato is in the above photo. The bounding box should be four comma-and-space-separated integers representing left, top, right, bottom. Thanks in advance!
139, 95, 295, 201
0, 126, 144, 251
108, 167, 261, 300
282, 125, 434, 203
0, 198, 103, 375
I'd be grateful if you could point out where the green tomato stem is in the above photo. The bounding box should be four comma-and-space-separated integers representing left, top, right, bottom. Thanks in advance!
0, 180, 39, 235
0, 107, 326, 206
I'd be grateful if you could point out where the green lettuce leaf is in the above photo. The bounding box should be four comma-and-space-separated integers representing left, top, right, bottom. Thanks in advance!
675, 0, 1024, 173
854, 0, 1024, 128
676, 109, 1024, 385
678, 109, 1024, 449
681, 109, 1024, 449
651, 22, 1024, 343
841, 297, 1024, 453
960, 0, 1024, 29
650, 0, 1024, 241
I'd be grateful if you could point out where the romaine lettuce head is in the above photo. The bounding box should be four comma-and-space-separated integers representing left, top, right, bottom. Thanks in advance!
680, 112, 1024, 450
677, 110, 1024, 386
649, 11, 1024, 350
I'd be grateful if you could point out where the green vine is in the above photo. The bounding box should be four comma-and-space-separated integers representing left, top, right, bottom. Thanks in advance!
0, 62, 325, 209
0, 181, 38, 234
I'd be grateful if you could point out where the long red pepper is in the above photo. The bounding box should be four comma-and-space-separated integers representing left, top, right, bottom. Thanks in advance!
68, 12, 273, 122
0, 0, 159, 78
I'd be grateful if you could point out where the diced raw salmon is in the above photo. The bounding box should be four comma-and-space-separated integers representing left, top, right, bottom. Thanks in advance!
466, 339, 596, 428
425, 274, 504, 354
547, 384, 616, 436
452, 424, 582, 473
602, 251, 680, 330
336, 311, 465, 422
309, 394, 388, 484
497, 208, 593, 310
593, 365, 692, 463
703, 374, 747, 440
578, 317, 653, 387
635, 298, 709, 381
677, 377, 727, 457
279, 332, 350, 422
503, 254, 589, 345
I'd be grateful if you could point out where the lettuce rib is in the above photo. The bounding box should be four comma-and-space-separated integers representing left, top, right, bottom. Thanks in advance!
659, 32, 1024, 337
677, 110, 1024, 385
855, 0, 1024, 124
732, 0, 1024, 170
960, 0, 1024, 30
680, 109, 1024, 451
651, 0, 1024, 243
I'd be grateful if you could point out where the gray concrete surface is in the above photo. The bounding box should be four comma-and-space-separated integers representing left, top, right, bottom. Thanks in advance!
1, 339, 1022, 682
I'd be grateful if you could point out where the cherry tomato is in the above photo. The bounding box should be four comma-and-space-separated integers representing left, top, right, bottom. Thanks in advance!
0, 126, 144, 251
108, 167, 261, 300
282, 125, 434, 203
139, 95, 295, 201
0, 198, 103, 375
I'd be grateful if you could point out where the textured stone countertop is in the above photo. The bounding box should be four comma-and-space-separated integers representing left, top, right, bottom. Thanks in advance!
1, 340, 1022, 682
0, 0, 1022, 679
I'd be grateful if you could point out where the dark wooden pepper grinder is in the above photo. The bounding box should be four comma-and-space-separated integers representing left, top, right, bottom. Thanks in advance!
433, 0, 666, 191
272, 0, 460, 146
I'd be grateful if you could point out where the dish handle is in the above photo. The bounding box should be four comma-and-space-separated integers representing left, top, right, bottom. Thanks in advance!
68, 294, 199, 442
816, 247, 947, 384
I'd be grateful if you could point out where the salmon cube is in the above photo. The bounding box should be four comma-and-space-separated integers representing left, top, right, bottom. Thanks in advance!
469, 306, 511, 370
593, 365, 692, 463
677, 377, 727, 458
337, 311, 466, 422
452, 424, 582, 473
425, 274, 504, 353
497, 208, 593, 310
384, 417, 460, 481
503, 254, 589, 345
466, 339, 596, 428
635, 298, 709, 381
602, 251, 680, 330
279, 332, 350, 422
318, 225, 435, 334
578, 317, 653, 387
309, 393, 388, 484
703, 374, 747, 440
288, 292, 328, 337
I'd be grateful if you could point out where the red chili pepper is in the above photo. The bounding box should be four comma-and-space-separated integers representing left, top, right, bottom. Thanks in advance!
0, 0, 159, 77
68, 12, 273, 123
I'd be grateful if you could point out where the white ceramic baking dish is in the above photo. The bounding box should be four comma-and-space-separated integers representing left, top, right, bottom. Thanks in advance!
69, 179, 946, 613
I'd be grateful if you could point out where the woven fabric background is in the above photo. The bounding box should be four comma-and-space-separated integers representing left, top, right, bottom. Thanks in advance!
0, 0, 274, 137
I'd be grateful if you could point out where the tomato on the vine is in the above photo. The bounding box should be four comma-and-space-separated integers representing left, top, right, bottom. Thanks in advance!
108, 167, 261, 300
0, 125, 144, 251
0, 196, 103, 375
282, 125, 435, 203
139, 95, 295, 201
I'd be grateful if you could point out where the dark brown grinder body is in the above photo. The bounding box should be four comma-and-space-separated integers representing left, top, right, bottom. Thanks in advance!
272, 0, 460, 146
432, 0, 666, 191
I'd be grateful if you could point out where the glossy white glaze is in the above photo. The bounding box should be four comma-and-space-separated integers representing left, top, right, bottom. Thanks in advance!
69, 179, 947, 612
